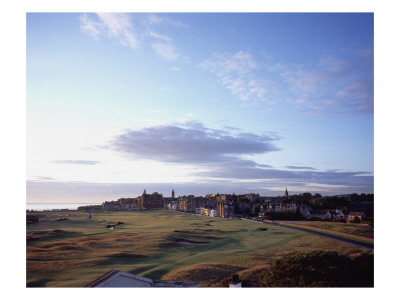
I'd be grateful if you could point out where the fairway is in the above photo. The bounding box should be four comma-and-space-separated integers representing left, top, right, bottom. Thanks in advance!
26, 210, 368, 287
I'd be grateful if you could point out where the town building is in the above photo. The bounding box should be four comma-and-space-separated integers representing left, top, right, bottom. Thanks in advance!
299, 204, 313, 218
140, 190, 163, 209
245, 193, 260, 202
310, 209, 332, 220
101, 198, 137, 211
217, 200, 235, 218
200, 206, 217, 217
347, 212, 367, 222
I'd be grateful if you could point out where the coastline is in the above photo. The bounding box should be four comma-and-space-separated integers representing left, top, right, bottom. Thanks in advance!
26, 203, 100, 211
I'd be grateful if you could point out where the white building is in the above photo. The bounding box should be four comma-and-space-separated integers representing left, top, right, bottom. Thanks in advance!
209, 209, 217, 217
86, 269, 200, 287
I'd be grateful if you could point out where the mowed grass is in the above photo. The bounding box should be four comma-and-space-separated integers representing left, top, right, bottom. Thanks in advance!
26, 210, 371, 287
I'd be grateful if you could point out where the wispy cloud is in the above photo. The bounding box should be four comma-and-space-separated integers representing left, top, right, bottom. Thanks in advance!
335, 80, 373, 113
97, 13, 139, 50
202, 51, 257, 75
80, 13, 139, 50
202, 48, 373, 114
283, 165, 317, 170
223, 125, 241, 131
34, 176, 55, 181
148, 110, 167, 114
144, 14, 185, 28
148, 31, 171, 42
79, 14, 102, 39
201, 51, 276, 103
79, 13, 187, 62
53, 160, 100, 165
279, 50, 374, 114
152, 43, 181, 61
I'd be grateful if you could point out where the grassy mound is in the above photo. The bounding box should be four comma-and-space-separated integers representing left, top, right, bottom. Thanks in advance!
26, 230, 80, 243
162, 262, 246, 286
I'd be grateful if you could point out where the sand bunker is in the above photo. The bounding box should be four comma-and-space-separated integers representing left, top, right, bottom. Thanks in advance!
176, 239, 209, 245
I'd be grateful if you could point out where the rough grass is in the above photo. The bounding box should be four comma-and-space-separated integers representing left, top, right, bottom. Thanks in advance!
210, 235, 372, 287
26, 210, 373, 287
162, 262, 246, 286
302, 221, 374, 239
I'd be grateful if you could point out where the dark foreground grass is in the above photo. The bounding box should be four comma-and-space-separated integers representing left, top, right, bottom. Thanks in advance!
26, 210, 371, 287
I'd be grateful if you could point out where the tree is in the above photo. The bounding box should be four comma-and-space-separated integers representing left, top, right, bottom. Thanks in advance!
302, 192, 312, 201
352, 216, 361, 223
350, 193, 360, 202
360, 193, 367, 202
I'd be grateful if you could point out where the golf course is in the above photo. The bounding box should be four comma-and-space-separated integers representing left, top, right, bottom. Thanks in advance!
26, 209, 371, 287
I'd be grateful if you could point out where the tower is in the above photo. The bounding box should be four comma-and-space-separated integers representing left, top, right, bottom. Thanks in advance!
285, 188, 288, 198
172, 189, 175, 199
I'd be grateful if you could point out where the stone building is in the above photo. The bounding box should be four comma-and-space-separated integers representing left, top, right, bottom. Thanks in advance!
217, 200, 235, 218
140, 190, 163, 209
200, 206, 217, 217
347, 211, 367, 222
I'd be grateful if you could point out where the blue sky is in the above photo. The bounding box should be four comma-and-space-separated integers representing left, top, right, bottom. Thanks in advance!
26, 12, 374, 203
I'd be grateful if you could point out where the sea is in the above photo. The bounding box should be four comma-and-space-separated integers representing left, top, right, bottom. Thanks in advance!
26, 203, 99, 211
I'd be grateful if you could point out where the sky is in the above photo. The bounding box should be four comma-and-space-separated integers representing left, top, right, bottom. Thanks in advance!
26, 12, 374, 203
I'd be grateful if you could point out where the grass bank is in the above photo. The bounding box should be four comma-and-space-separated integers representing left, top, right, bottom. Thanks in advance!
271, 220, 374, 244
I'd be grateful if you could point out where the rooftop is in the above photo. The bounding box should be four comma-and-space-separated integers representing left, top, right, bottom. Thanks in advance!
86, 269, 201, 288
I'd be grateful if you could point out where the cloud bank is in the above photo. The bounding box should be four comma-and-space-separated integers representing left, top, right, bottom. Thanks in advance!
106, 122, 373, 194
26, 174, 373, 205
28, 124, 373, 202
110, 121, 280, 164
